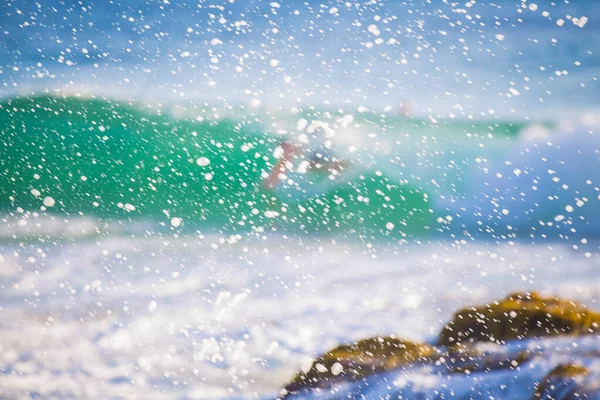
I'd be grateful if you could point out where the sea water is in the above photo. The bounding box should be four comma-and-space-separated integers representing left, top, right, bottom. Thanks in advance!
1, 0, 600, 398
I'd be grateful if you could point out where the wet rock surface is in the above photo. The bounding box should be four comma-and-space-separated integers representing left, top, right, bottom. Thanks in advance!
533, 363, 600, 400
283, 337, 435, 394
439, 291, 600, 346
282, 292, 600, 399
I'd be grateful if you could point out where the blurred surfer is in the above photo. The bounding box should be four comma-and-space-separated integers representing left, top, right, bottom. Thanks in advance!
264, 124, 347, 189
264, 140, 298, 189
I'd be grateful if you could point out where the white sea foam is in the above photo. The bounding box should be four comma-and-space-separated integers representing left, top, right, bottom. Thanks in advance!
0, 235, 599, 398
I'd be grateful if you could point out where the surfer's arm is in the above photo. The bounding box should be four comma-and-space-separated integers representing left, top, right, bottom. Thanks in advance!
264, 142, 297, 189
264, 158, 287, 188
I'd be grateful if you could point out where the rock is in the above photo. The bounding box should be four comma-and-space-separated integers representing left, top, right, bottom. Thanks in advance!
533, 364, 597, 399
439, 291, 600, 346
282, 336, 435, 395
281, 292, 600, 398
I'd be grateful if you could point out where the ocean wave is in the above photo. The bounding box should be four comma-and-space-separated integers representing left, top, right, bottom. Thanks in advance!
438, 117, 600, 239
2, 94, 598, 240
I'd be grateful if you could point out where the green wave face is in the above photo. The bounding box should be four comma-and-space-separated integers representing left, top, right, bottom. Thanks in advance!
1, 96, 432, 238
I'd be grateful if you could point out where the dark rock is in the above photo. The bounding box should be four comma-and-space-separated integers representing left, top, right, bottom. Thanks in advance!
281, 292, 600, 398
532, 364, 599, 400
439, 291, 600, 346
282, 336, 435, 396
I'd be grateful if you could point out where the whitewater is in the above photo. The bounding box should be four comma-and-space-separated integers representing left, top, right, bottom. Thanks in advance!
1, 232, 600, 398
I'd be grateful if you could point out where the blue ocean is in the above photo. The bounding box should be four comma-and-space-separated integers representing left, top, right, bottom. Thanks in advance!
1, 0, 600, 398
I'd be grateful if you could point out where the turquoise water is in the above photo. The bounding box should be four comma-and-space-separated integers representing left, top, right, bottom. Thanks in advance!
1, 94, 551, 240
0, 95, 432, 237
2, 0, 599, 242
4, 94, 599, 241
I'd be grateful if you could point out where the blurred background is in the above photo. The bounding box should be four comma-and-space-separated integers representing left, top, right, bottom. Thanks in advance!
1, 0, 600, 398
